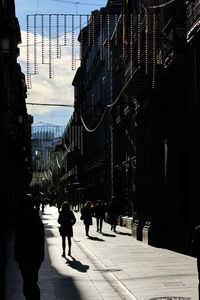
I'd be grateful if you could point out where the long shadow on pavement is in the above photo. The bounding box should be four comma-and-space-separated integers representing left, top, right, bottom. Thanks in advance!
116, 231, 132, 236
101, 232, 116, 237
65, 256, 89, 273
87, 236, 105, 242
41, 218, 82, 299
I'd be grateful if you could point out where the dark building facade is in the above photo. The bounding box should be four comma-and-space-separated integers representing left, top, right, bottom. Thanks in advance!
0, 1, 32, 298
111, 0, 199, 254
69, 1, 122, 207
56, 0, 200, 255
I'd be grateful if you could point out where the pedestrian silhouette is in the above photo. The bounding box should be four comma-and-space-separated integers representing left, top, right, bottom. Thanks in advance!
80, 201, 94, 237
0, 231, 6, 300
108, 196, 119, 233
192, 225, 200, 299
58, 201, 76, 257
94, 199, 105, 233
14, 194, 44, 300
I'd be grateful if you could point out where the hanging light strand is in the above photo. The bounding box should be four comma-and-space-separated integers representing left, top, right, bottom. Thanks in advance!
56, 14, 60, 58
64, 15, 67, 46
72, 14, 75, 70
152, 13, 156, 89
34, 15, 37, 74
100, 14, 103, 60
26, 15, 31, 89
145, 12, 148, 74
80, 15, 83, 61
92, 14, 95, 46
115, 14, 118, 46
87, 15, 91, 47
122, 13, 125, 58
49, 14, 53, 79
137, 13, 141, 66
41, 15, 45, 64
130, 13, 133, 78
107, 14, 110, 70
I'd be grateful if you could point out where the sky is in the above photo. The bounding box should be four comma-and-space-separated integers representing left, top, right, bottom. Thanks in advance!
15, 0, 108, 126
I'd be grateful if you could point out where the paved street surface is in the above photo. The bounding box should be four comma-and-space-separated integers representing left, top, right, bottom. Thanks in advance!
6, 206, 198, 300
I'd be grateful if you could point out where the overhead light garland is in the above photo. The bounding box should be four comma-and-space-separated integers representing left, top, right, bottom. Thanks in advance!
26, 7, 160, 90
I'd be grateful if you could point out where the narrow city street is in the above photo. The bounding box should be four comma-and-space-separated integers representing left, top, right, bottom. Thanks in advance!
6, 206, 198, 300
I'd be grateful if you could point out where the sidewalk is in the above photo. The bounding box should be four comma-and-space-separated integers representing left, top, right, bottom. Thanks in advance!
6, 206, 198, 300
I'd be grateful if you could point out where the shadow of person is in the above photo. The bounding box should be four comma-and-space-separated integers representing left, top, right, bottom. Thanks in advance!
101, 233, 116, 237
65, 256, 89, 273
115, 231, 132, 236
88, 236, 105, 242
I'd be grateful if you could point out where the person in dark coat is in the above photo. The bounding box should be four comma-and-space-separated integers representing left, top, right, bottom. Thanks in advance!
14, 194, 44, 300
58, 201, 76, 257
192, 225, 200, 299
108, 196, 119, 232
81, 201, 94, 237
94, 199, 105, 233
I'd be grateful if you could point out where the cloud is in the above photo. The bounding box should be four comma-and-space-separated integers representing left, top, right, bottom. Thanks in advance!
18, 30, 79, 123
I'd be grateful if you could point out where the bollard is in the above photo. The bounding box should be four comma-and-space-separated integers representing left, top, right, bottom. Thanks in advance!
142, 221, 151, 244
132, 219, 139, 239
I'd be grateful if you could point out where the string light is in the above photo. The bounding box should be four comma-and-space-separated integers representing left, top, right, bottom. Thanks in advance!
130, 13, 133, 78
122, 13, 125, 58
57, 14, 60, 58
114, 14, 118, 46
80, 15, 83, 61
72, 14, 75, 70
49, 14, 53, 79
87, 15, 91, 47
34, 15, 37, 74
107, 14, 110, 70
41, 15, 45, 64
145, 12, 148, 75
26, 15, 31, 89
92, 14, 95, 46
137, 13, 141, 66
100, 14, 103, 60
64, 15, 67, 46
152, 13, 156, 89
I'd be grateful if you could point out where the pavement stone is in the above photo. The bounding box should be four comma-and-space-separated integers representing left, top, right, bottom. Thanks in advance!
5, 206, 198, 300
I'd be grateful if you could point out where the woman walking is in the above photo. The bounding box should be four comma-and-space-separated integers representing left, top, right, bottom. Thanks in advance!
58, 201, 76, 257
81, 201, 94, 237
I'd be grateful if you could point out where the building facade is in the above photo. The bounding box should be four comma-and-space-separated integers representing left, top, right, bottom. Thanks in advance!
69, 1, 122, 207
0, 1, 32, 298
113, 0, 199, 253
53, 0, 200, 255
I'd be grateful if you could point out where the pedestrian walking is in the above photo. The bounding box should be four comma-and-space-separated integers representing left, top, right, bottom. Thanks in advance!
58, 201, 76, 257
94, 199, 105, 233
108, 196, 119, 232
192, 225, 200, 299
80, 201, 94, 237
14, 194, 44, 300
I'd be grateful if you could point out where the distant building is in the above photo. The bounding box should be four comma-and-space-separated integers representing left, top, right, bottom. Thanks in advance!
31, 122, 64, 159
